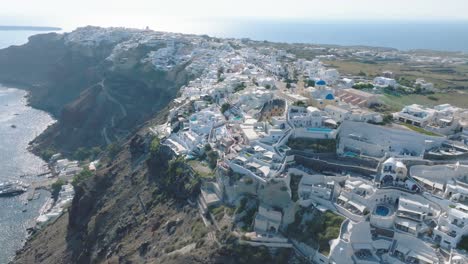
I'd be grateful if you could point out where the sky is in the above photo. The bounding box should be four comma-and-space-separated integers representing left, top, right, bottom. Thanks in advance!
1, 0, 468, 32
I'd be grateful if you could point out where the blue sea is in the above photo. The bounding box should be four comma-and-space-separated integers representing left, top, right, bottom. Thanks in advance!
2, 21, 468, 52
0, 31, 56, 263
0, 20, 467, 262
203, 20, 468, 52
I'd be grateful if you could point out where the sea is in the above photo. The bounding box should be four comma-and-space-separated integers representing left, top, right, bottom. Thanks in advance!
204, 20, 468, 53
0, 32, 56, 263
0, 20, 467, 262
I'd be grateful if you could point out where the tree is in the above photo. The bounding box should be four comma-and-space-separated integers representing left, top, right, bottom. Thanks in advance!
106, 143, 122, 159
40, 148, 56, 161
150, 137, 161, 153
72, 168, 93, 186
286, 82, 291, 89
206, 150, 219, 169
234, 82, 246, 92
51, 179, 65, 200
306, 79, 315, 87
73, 146, 102, 161
217, 66, 225, 83
73, 147, 90, 161
221, 103, 231, 113
383, 114, 393, 124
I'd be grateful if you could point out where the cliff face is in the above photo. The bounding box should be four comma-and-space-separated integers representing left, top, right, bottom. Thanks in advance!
15, 118, 297, 263
0, 27, 193, 153
14, 127, 215, 263
8, 27, 300, 264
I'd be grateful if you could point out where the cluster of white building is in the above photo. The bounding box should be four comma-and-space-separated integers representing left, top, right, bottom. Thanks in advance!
129, 28, 468, 263
36, 184, 75, 228
394, 103, 468, 137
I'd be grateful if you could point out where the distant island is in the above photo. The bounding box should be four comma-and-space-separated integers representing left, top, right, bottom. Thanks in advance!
0, 26, 61, 31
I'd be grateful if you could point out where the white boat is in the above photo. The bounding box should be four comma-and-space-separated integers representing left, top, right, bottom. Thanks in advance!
0, 181, 28, 197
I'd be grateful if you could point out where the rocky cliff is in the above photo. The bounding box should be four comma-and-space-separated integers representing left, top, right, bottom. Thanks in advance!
8, 27, 300, 264
14, 114, 296, 264
0, 27, 193, 154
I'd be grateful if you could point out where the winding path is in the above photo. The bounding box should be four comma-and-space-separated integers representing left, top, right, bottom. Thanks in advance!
97, 79, 128, 145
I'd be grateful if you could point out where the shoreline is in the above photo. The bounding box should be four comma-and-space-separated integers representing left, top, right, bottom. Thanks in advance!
0, 84, 57, 263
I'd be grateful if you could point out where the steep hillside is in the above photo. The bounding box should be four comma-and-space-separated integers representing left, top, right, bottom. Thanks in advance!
0, 27, 194, 154
14, 117, 296, 264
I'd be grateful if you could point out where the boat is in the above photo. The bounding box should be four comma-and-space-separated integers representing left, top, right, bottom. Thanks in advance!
0, 181, 28, 197
10, 124, 17, 128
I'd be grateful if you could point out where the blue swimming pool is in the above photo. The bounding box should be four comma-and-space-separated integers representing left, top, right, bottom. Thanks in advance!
307, 127, 332, 133
375, 205, 390, 216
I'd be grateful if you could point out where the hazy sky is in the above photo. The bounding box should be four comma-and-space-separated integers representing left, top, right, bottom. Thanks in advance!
2, 0, 468, 32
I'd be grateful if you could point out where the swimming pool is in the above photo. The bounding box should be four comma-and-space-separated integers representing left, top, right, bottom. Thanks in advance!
307, 127, 333, 133
375, 205, 390, 216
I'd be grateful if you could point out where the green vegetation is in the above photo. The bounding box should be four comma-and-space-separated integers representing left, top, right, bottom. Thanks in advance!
237, 197, 248, 213
290, 174, 303, 202
39, 147, 56, 162
457, 235, 468, 251
224, 244, 273, 263
73, 147, 99, 161
209, 205, 226, 221
236, 197, 258, 232
244, 178, 254, 185
352, 83, 374, 89
292, 101, 307, 107
382, 114, 394, 124
204, 144, 219, 169
306, 79, 315, 87
72, 168, 93, 186
221, 103, 231, 113
401, 123, 442, 137
322, 58, 468, 90
217, 66, 225, 83
222, 243, 296, 264
381, 92, 468, 112
265, 84, 272, 89
51, 179, 66, 200
106, 143, 122, 159
287, 210, 345, 255
234, 82, 246, 92
287, 138, 336, 153
188, 160, 213, 178
358, 70, 367, 77
164, 157, 201, 198
191, 219, 208, 241
398, 77, 414, 87
150, 137, 161, 153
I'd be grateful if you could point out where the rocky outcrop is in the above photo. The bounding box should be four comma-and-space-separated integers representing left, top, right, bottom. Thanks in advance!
0, 27, 194, 154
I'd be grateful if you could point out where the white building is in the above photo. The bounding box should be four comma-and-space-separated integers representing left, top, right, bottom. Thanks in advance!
434, 204, 468, 249
254, 205, 282, 233
415, 78, 435, 92
373, 76, 397, 88
394, 104, 436, 127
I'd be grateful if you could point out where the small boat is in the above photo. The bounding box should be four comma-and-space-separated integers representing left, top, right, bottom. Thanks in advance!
11, 124, 17, 128
0, 181, 28, 197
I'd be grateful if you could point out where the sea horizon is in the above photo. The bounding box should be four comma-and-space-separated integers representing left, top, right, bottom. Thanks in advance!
1, 19, 468, 53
